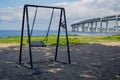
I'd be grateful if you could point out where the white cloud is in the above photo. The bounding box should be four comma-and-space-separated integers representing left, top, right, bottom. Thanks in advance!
52, 2, 69, 6
0, 7, 23, 22
1, 0, 120, 30
53, 0, 120, 22
0, 7, 61, 21
1, 0, 120, 22
0, 6, 62, 30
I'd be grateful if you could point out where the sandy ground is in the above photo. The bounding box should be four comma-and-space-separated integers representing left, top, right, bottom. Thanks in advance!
0, 42, 120, 80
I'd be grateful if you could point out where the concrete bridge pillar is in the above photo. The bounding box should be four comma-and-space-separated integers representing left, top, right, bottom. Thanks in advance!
100, 18, 103, 32
95, 22, 98, 32
82, 24, 85, 32
72, 26, 76, 32
87, 23, 90, 32
77, 24, 82, 32
72, 25, 78, 32
116, 15, 118, 32
106, 21, 108, 32
91, 22, 94, 32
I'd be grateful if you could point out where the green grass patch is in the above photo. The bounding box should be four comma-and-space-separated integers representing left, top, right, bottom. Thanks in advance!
0, 35, 120, 45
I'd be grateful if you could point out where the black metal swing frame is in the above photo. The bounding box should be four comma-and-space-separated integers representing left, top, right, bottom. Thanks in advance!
19, 4, 71, 68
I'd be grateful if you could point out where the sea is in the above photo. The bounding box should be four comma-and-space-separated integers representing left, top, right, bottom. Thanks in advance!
0, 30, 120, 38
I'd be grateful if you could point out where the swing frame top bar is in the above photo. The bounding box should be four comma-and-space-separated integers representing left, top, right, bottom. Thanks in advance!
25, 4, 64, 9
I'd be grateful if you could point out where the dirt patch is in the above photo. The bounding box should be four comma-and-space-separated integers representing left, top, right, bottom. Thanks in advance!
0, 43, 120, 80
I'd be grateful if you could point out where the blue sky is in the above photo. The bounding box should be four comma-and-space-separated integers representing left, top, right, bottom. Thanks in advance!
0, 0, 120, 30
0, 0, 76, 30
0, 0, 75, 8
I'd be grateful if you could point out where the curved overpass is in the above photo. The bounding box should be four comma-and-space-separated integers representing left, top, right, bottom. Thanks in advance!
71, 15, 120, 32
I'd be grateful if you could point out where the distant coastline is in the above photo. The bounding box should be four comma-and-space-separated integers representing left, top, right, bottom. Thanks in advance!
0, 30, 120, 37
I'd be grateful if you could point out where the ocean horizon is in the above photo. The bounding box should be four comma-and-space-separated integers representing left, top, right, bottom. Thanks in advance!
0, 30, 120, 37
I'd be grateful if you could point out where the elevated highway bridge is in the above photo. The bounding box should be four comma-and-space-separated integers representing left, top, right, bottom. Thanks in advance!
71, 15, 120, 32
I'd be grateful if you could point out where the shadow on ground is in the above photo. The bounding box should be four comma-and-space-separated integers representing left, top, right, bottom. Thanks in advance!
0, 43, 120, 80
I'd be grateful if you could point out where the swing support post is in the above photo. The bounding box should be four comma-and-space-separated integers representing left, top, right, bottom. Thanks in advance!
19, 5, 26, 64
19, 4, 71, 68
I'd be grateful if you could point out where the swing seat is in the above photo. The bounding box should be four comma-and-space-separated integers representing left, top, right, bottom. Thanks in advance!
30, 41, 46, 47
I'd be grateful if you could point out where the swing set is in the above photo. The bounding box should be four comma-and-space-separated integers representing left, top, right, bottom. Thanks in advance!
19, 4, 71, 68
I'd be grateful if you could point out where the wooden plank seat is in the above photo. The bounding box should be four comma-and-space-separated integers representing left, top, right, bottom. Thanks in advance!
30, 41, 46, 47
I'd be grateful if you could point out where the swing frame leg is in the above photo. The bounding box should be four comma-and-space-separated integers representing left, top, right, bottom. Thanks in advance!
26, 6, 33, 68
55, 9, 71, 64
55, 8, 62, 61
19, 6, 26, 64
19, 5, 33, 68
63, 9, 71, 64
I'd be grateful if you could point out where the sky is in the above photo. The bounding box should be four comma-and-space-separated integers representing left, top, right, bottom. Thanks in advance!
0, 0, 120, 30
